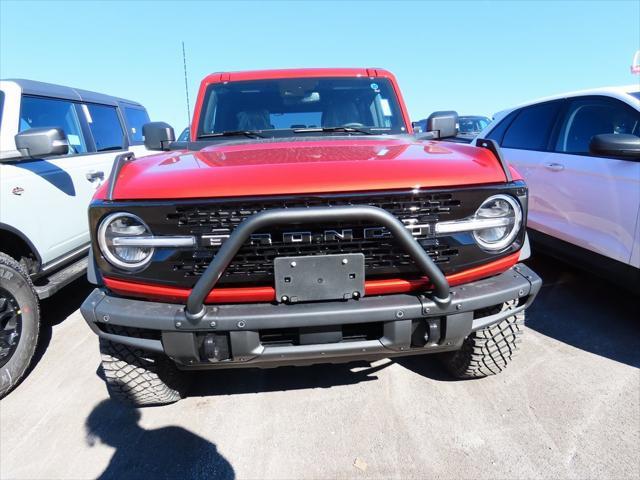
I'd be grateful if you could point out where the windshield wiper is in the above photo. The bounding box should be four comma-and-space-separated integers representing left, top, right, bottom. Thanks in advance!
293, 126, 376, 135
199, 130, 265, 139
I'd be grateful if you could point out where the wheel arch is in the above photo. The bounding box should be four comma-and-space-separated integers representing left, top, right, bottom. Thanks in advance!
0, 223, 42, 275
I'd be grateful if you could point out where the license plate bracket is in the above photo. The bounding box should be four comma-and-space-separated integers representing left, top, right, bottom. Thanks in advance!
274, 253, 365, 303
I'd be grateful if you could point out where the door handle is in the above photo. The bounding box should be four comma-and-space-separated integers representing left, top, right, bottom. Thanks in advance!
544, 163, 565, 172
86, 170, 105, 182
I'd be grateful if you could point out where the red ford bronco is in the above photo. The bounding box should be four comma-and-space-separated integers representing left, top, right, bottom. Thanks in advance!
80, 68, 541, 406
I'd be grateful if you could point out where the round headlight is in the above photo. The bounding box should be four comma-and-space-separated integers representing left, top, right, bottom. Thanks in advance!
97, 212, 154, 270
473, 194, 522, 251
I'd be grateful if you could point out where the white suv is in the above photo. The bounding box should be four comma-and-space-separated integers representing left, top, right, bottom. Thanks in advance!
474, 85, 640, 288
0, 79, 151, 396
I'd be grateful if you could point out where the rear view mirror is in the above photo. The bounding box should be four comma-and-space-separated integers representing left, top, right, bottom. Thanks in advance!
426, 111, 459, 139
143, 122, 175, 151
14, 127, 69, 158
589, 134, 640, 159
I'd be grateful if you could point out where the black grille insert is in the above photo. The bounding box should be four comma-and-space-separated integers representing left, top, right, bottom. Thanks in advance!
167, 192, 462, 284
89, 182, 527, 290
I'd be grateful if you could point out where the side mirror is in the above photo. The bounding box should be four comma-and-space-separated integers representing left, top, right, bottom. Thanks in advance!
426, 111, 459, 139
411, 121, 423, 133
14, 127, 69, 158
589, 133, 640, 159
143, 122, 175, 151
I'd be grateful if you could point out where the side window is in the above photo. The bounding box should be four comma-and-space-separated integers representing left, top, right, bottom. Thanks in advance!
554, 96, 640, 154
123, 106, 150, 144
19, 96, 88, 154
0, 90, 5, 128
502, 101, 562, 151
83, 104, 125, 152
486, 111, 517, 144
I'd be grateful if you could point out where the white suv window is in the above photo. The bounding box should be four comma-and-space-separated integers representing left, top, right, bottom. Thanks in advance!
501, 101, 562, 151
0, 90, 4, 128
554, 96, 640, 155
19, 96, 88, 154
84, 103, 125, 152
123, 106, 150, 144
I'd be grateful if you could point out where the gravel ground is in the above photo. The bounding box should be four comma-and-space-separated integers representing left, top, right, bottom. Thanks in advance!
1, 253, 638, 479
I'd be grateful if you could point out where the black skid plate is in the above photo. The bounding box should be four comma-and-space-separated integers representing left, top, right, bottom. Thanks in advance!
274, 253, 365, 303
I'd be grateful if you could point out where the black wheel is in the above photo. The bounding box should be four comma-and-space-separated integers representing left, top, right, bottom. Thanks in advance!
99, 330, 191, 407
440, 300, 524, 378
0, 252, 40, 398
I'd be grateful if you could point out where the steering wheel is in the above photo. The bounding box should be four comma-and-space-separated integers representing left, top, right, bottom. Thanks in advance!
342, 122, 365, 128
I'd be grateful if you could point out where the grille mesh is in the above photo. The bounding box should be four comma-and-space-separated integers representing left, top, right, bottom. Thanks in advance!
166, 192, 462, 284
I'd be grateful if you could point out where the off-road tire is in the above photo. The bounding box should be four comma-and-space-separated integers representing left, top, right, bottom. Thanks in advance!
99, 331, 191, 407
0, 252, 40, 398
440, 301, 524, 378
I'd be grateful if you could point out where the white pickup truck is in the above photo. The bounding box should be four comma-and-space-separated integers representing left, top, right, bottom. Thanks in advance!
0, 79, 151, 397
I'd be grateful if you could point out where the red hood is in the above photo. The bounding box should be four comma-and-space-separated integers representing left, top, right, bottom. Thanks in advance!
97, 137, 517, 200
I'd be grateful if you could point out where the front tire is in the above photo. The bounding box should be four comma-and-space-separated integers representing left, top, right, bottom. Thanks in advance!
0, 252, 40, 398
99, 333, 191, 407
440, 301, 524, 378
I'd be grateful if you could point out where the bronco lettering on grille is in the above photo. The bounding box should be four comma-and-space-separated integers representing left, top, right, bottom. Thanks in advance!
201, 221, 432, 247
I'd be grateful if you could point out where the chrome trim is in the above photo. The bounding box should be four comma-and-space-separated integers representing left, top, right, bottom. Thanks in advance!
41, 243, 90, 273
434, 217, 511, 234
433, 194, 522, 251
112, 236, 196, 248
473, 194, 523, 251
97, 212, 154, 270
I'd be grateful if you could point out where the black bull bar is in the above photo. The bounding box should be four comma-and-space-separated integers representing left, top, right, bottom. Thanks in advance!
184, 205, 452, 320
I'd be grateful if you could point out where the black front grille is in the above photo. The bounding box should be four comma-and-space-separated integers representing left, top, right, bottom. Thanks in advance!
167, 192, 461, 284
90, 182, 527, 290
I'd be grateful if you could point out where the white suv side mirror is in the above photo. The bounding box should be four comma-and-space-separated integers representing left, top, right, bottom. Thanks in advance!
14, 127, 69, 159
589, 133, 640, 159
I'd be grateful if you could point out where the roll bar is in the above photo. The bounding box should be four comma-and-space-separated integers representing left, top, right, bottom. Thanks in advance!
185, 205, 451, 320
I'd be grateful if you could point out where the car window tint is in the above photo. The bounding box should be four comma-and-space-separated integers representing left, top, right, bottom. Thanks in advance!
177, 127, 190, 141
555, 97, 640, 154
84, 103, 125, 152
486, 111, 517, 144
19, 96, 88, 154
0, 90, 4, 128
502, 101, 562, 150
123, 106, 150, 144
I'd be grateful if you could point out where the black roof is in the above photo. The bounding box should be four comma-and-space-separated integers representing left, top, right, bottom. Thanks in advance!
4, 78, 144, 108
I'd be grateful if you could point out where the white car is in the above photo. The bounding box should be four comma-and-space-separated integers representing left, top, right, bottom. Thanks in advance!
0, 79, 152, 397
474, 85, 640, 287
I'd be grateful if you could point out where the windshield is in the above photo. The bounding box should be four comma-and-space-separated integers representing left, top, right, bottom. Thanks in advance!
458, 116, 491, 133
197, 77, 407, 138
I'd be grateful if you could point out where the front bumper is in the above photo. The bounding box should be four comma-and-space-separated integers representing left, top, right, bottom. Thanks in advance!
81, 263, 541, 369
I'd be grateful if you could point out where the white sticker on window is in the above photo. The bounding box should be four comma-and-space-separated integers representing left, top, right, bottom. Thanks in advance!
67, 134, 81, 146
380, 98, 392, 117
81, 104, 93, 123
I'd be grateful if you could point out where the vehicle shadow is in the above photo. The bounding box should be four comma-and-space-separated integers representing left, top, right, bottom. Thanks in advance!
189, 359, 393, 398
86, 399, 235, 480
30, 277, 93, 373
524, 252, 640, 368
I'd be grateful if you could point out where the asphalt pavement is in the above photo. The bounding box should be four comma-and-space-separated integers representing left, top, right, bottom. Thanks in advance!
1, 253, 638, 479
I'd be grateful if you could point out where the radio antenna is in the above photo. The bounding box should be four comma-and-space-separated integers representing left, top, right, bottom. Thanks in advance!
182, 41, 191, 126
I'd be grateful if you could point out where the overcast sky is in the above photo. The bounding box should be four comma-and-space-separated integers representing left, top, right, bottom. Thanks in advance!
1, 1, 639, 130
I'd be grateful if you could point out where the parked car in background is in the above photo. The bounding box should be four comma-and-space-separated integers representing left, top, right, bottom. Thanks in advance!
177, 127, 190, 141
457, 115, 491, 141
0, 79, 151, 397
474, 85, 640, 289
413, 115, 490, 142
